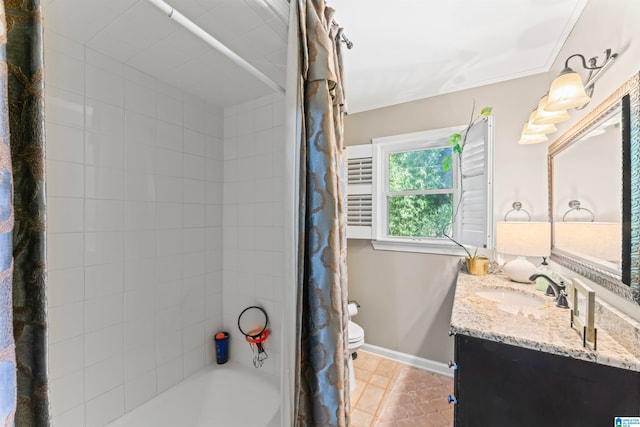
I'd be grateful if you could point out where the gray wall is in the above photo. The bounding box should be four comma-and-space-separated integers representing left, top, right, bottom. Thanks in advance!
348, 241, 459, 363
346, 0, 640, 364
346, 73, 550, 364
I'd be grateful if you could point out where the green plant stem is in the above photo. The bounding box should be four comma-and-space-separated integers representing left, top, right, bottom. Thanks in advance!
443, 231, 474, 259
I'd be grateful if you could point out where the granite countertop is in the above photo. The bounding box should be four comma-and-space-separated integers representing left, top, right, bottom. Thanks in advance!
450, 272, 640, 372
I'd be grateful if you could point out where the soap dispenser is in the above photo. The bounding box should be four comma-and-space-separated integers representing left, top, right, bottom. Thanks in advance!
535, 257, 555, 291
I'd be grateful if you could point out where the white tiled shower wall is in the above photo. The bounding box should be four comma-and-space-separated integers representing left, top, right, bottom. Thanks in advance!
45, 30, 224, 426
222, 94, 285, 375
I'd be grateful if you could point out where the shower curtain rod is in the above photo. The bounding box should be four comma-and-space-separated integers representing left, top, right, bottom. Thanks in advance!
146, 0, 285, 94
339, 31, 353, 49
333, 22, 353, 49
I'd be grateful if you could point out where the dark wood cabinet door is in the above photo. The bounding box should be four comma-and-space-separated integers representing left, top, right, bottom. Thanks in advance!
454, 335, 640, 427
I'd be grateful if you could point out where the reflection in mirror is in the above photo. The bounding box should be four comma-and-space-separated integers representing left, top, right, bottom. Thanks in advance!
553, 106, 622, 272
554, 222, 621, 270
554, 108, 621, 222
548, 72, 640, 305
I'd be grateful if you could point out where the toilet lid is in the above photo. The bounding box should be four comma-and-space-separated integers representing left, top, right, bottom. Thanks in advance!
348, 321, 364, 343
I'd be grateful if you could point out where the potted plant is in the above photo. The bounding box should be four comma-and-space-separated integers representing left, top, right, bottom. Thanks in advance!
449, 238, 489, 275
442, 103, 492, 275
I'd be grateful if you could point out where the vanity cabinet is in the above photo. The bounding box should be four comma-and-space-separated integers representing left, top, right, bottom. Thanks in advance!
452, 334, 640, 426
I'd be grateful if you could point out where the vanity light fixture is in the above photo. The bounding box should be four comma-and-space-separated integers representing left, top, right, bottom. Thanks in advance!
523, 111, 557, 135
517, 49, 618, 145
546, 49, 618, 111
518, 120, 550, 144
546, 66, 591, 111
517, 130, 548, 145
532, 95, 570, 125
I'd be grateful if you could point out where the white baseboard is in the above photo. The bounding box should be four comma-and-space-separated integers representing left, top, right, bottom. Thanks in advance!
360, 343, 453, 378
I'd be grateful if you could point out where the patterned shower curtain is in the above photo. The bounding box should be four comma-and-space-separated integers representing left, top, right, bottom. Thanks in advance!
1, 3, 17, 425
295, 1, 350, 426
1, 0, 49, 425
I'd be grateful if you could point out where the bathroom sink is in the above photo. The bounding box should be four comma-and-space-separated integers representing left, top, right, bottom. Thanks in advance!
476, 289, 545, 307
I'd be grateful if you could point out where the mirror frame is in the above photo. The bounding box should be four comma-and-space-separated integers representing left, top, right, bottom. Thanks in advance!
548, 72, 640, 305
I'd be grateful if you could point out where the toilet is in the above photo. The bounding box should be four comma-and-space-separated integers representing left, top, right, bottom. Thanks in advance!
347, 301, 365, 393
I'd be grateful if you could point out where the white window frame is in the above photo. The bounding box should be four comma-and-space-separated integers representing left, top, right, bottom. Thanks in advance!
372, 125, 469, 255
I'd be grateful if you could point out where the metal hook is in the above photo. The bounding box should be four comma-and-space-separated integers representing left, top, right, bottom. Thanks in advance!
562, 200, 595, 221
504, 201, 532, 221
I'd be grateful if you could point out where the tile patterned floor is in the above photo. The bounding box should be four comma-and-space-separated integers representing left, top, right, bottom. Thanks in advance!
350, 350, 454, 427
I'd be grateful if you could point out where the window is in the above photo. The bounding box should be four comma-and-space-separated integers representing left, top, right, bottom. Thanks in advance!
385, 142, 456, 238
357, 120, 493, 255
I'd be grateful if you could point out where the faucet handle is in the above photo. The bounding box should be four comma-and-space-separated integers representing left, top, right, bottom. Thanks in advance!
556, 283, 570, 308
545, 285, 556, 297
556, 294, 569, 308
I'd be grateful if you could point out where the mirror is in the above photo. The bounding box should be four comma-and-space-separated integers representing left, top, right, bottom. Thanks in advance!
548, 72, 640, 305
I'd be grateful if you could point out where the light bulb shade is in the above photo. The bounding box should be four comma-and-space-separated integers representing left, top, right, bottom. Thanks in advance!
532, 96, 570, 125
517, 129, 548, 145
518, 136, 548, 145
524, 111, 557, 135
495, 221, 551, 257
546, 69, 591, 111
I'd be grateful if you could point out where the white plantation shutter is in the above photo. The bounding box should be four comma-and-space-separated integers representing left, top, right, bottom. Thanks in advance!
347, 194, 372, 225
347, 153, 372, 184
345, 145, 373, 239
459, 117, 494, 249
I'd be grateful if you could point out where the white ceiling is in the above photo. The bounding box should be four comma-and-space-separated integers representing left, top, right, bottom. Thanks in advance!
43, 0, 589, 112
332, 0, 589, 113
43, 0, 289, 108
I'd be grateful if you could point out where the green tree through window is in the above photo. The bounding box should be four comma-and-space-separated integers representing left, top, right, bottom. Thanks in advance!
387, 147, 453, 237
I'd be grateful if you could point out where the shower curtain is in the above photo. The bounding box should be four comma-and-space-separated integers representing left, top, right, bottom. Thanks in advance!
0, 0, 49, 425
1, 3, 17, 425
295, 1, 350, 426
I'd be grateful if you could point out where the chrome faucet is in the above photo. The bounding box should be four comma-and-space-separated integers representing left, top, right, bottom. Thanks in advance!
529, 274, 569, 308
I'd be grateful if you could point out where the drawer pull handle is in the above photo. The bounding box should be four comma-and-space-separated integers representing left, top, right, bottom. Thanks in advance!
448, 360, 458, 370
448, 395, 458, 405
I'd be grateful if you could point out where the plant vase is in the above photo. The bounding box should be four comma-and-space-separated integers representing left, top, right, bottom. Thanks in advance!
466, 256, 489, 276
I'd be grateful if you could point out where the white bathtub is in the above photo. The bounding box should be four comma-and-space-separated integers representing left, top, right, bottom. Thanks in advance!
107, 364, 280, 427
